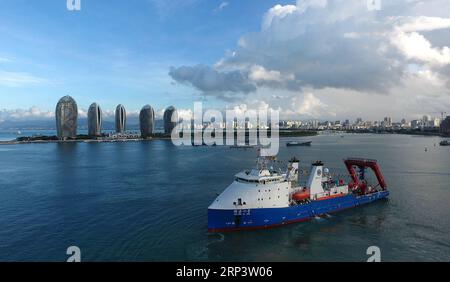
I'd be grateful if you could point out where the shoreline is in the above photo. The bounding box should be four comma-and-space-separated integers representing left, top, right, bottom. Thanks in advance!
2, 130, 447, 146
0, 136, 173, 145
0, 130, 319, 145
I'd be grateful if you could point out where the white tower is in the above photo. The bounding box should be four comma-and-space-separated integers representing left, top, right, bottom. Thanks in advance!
307, 161, 325, 199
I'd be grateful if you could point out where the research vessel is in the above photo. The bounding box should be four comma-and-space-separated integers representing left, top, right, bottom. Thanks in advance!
208, 156, 388, 232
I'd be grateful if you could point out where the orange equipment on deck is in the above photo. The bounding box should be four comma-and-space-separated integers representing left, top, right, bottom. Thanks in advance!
292, 191, 310, 201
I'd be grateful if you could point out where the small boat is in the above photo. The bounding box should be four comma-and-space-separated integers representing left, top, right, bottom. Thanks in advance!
287, 141, 312, 147
440, 140, 450, 146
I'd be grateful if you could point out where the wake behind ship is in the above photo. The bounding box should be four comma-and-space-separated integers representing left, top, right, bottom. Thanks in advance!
208, 156, 389, 232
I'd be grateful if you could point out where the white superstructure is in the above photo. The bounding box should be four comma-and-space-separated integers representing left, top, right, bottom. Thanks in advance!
306, 161, 348, 200
209, 157, 293, 210
209, 157, 350, 211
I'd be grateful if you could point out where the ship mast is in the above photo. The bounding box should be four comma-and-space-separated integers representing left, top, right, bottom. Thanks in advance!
256, 146, 276, 171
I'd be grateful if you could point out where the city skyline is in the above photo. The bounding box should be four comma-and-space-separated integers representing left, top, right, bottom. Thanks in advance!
34, 95, 450, 138
0, 86, 448, 125
1, 0, 450, 123
0, 100, 447, 131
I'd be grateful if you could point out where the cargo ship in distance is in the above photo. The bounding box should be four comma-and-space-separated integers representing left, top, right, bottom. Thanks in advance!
208, 156, 389, 232
286, 141, 312, 147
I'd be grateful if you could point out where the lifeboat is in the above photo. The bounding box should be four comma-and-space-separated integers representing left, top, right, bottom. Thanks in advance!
292, 191, 310, 201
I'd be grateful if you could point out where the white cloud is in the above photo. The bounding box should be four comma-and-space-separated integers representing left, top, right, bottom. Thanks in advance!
0, 107, 53, 121
294, 93, 329, 118
262, 4, 297, 30
397, 16, 450, 33
249, 65, 293, 82
168, 0, 450, 119
391, 16, 450, 66
275, 92, 329, 119
0, 106, 194, 123
0, 71, 46, 87
0, 57, 12, 63
343, 32, 361, 39
391, 31, 450, 65
214, 2, 229, 13
297, 0, 328, 9
78, 108, 88, 119
168, 64, 256, 98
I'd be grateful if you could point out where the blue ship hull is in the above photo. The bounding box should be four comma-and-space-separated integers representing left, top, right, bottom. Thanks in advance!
208, 191, 389, 232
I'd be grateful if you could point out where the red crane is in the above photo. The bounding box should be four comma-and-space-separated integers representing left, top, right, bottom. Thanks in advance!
344, 158, 387, 191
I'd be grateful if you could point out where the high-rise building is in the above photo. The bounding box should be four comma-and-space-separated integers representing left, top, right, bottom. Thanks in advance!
440, 116, 450, 135
411, 120, 421, 129
88, 103, 102, 137
431, 118, 441, 128
115, 104, 126, 134
163, 106, 178, 134
139, 105, 155, 138
383, 117, 392, 127
55, 95, 78, 140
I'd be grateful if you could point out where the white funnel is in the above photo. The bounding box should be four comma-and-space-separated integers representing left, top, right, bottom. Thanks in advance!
307, 161, 325, 198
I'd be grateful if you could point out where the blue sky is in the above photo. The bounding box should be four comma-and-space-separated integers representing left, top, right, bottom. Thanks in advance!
0, 0, 288, 111
1, 0, 450, 121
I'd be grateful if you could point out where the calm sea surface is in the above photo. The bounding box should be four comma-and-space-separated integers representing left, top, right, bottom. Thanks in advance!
0, 132, 449, 261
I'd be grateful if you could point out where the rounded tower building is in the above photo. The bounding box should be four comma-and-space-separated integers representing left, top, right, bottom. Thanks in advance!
115, 104, 126, 134
139, 105, 155, 138
55, 95, 78, 140
88, 103, 102, 137
163, 106, 178, 135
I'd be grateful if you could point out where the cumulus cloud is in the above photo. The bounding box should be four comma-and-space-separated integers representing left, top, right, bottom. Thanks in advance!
390, 16, 450, 66
155, 107, 193, 121
249, 65, 293, 82
169, 64, 256, 96
168, 0, 450, 119
171, 0, 408, 94
262, 4, 297, 30
0, 107, 53, 122
391, 31, 450, 65
221, 0, 406, 92
0, 106, 192, 124
397, 16, 450, 33
292, 93, 329, 118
